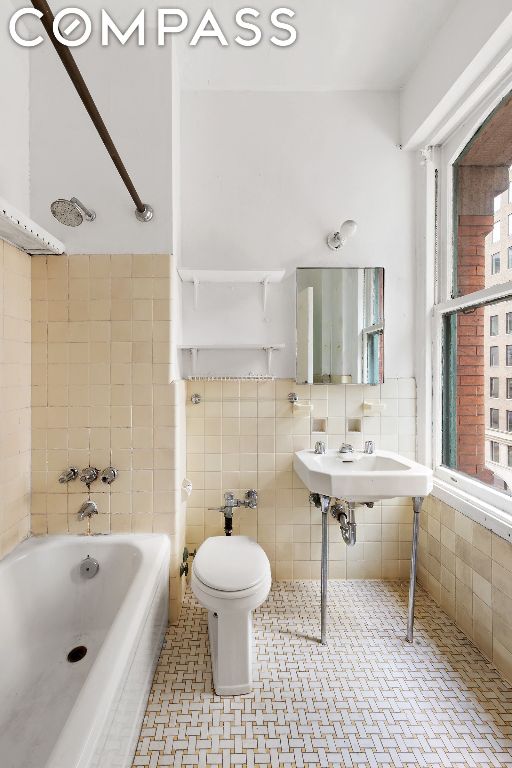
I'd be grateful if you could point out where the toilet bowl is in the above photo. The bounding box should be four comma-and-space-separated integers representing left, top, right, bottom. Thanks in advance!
191, 536, 271, 696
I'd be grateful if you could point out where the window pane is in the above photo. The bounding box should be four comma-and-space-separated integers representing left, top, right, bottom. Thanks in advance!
490, 441, 500, 462
508, 312, 512, 333
454, 163, 512, 297
509, 445, 512, 467
490, 315, 499, 335
442, 297, 512, 495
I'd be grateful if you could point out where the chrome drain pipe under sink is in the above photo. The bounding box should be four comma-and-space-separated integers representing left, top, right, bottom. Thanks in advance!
330, 501, 357, 547
311, 493, 424, 647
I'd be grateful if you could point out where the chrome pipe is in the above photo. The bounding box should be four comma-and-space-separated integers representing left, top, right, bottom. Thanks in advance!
406, 496, 424, 643
320, 494, 330, 645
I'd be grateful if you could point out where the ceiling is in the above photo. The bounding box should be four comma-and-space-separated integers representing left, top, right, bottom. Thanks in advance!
14, 0, 459, 92
174, 0, 459, 91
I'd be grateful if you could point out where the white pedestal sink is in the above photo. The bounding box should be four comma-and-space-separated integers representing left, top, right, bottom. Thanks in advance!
294, 448, 433, 645
294, 449, 432, 502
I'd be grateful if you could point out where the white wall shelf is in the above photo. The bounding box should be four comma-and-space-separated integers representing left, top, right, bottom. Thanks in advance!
178, 269, 286, 312
179, 343, 285, 377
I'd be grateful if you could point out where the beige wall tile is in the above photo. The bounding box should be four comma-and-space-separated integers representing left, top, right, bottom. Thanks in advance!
420, 495, 512, 686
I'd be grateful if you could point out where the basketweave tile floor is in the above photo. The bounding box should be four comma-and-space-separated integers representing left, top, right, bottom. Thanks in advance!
134, 581, 512, 768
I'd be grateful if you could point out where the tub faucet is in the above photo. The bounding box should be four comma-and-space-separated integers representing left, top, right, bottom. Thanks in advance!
78, 501, 98, 521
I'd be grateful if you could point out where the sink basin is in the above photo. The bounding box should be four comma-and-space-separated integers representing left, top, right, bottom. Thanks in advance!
293, 449, 433, 502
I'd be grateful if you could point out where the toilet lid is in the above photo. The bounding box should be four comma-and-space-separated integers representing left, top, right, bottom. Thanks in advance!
193, 536, 270, 592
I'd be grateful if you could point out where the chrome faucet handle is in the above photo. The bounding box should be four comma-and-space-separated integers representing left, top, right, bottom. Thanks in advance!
80, 467, 99, 486
364, 441, 376, 455
244, 490, 258, 509
314, 441, 327, 455
339, 443, 354, 454
59, 467, 79, 484
100, 467, 118, 485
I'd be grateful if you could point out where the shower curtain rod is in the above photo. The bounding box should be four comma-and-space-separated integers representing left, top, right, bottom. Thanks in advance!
31, 0, 153, 222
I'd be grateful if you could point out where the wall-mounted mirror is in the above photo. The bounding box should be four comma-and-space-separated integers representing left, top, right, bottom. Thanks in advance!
296, 267, 384, 385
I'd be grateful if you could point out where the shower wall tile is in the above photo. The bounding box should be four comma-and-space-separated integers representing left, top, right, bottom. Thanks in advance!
185, 378, 417, 580
30, 253, 187, 623
0, 240, 31, 559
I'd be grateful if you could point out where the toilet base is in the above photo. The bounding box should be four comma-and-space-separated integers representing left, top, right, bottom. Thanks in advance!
208, 609, 253, 696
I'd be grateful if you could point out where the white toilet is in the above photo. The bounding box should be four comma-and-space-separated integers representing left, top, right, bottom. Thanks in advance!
191, 536, 271, 696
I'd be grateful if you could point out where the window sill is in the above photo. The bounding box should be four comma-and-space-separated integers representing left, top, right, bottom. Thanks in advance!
433, 470, 512, 544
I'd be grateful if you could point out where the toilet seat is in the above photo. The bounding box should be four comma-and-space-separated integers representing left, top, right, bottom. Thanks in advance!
193, 536, 270, 593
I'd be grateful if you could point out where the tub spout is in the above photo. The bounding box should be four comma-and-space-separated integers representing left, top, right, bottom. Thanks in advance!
78, 501, 98, 521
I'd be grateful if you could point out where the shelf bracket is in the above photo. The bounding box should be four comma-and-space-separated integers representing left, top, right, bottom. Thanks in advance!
261, 276, 270, 317
264, 346, 273, 377
190, 348, 198, 376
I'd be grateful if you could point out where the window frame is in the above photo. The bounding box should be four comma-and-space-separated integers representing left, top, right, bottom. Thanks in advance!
431, 112, 512, 526
490, 376, 499, 398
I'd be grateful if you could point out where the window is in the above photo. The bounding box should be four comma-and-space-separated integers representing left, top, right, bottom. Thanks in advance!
437, 93, 512, 510
509, 445, 512, 467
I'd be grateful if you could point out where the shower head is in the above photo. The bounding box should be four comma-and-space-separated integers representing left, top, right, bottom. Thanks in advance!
50, 197, 96, 227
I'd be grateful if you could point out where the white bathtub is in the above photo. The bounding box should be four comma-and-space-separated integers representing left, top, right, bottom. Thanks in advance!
0, 534, 170, 768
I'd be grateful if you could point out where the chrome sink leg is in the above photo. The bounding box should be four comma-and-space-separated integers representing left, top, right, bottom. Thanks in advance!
320, 494, 331, 645
406, 496, 424, 643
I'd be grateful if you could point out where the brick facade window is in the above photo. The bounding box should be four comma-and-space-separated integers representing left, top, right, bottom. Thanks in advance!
490, 377, 499, 397
492, 253, 501, 274
490, 441, 500, 462
490, 408, 500, 429
490, 346, 499, 366
490, 315, 499, 335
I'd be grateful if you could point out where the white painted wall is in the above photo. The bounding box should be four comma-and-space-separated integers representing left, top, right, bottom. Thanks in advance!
401, 0, 512, 147
180, 91, 415, 379
29, 38, 173, 254
0, 4, 30, 212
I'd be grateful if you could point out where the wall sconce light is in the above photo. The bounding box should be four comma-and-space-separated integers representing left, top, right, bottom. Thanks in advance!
327, 219, 358, 250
